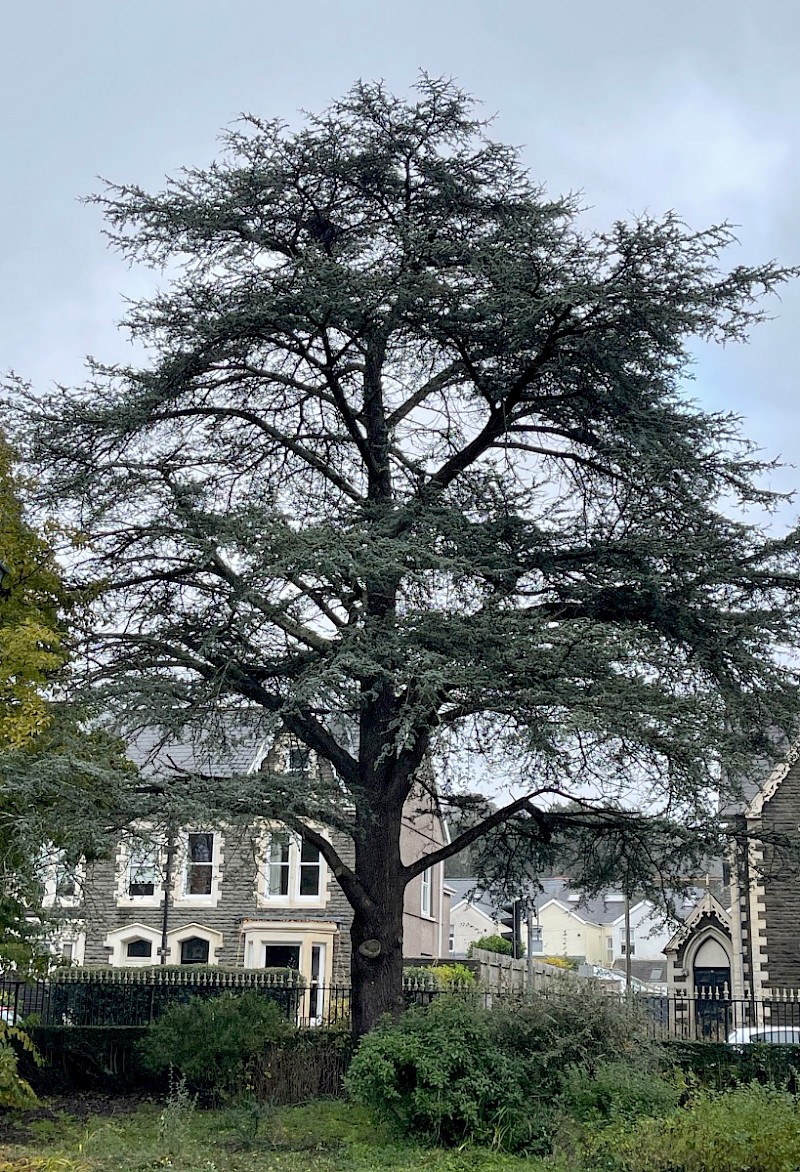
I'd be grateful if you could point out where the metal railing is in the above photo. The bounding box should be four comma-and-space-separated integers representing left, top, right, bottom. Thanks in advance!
3, 974, 800, 1040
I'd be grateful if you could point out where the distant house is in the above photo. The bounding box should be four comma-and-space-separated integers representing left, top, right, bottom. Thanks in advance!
448, 877, 676, 967
42, 724, 451, 989
447, 880, 504, 955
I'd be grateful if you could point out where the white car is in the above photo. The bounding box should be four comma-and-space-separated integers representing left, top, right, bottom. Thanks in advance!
727, 1025, 800, 1045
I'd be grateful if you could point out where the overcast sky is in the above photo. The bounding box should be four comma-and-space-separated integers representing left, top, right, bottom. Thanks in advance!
4, 1, 799, 517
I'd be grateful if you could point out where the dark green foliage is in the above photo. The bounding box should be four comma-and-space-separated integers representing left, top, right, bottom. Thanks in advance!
47, 966, 302, 1026
661, 1039, 800, 1092
25, 1025, 153, 1093
559, 1060, 681, 1127
137, 992, 288, 1099
468, 935, 514, 957
13, 75, 800, 1031
346, 990, 645, 1152
591, 1083, 800, 1172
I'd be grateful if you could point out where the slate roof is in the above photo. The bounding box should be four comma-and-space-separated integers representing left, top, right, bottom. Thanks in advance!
612, 958, 668, 984
450, 877, 704, 928
122, 719, 271, 779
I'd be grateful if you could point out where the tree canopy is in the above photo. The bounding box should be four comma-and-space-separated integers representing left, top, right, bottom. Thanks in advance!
10, 76, 800, 1029
0, 439, 133, 969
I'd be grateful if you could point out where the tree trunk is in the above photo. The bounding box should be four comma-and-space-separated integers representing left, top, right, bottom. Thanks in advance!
349, 803, 407, 1038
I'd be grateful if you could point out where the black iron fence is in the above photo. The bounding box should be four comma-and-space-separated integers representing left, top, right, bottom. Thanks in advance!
3, 972, 800, 1040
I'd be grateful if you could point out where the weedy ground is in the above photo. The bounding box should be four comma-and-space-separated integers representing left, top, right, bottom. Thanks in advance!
0, 1098, 556, 1172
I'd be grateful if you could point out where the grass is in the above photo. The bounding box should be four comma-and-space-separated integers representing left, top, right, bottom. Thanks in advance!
0, 1098, 555, 1172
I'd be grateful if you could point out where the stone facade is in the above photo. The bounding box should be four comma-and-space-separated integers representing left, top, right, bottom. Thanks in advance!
46, 725, 451, 987
666, 749, 800, 1000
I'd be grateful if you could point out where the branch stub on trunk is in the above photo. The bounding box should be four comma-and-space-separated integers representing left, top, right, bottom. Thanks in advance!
358, 938, 382, 958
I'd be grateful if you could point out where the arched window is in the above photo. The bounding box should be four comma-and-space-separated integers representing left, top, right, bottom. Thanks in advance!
180, 936, 210, 965
126, 938, 153, 960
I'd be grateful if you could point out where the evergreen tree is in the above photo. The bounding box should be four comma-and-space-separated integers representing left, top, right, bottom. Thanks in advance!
12, 77, 800, 1032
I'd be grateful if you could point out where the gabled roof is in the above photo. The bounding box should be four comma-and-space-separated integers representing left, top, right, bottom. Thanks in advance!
664, 890, 731, 954
745, 743, 800, 819
123, 722, 268, 779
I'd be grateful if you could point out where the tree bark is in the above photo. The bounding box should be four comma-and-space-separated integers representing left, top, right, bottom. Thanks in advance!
349, 802, 407, 1038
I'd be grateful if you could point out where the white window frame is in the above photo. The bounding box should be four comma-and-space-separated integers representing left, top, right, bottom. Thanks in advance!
41, 848, 84, 909
172, 830, 224, 908
115, 832, 164, 908
104, 923, 162, 967
420, 867, 433, 918
241, 918, 336, 1021
104, 922, 223, 967
257, 827, 327, 908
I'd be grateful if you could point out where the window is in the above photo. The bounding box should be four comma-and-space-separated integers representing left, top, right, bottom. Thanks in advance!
621, 942, 635, 955
420, 868, 432, 917
263, 944, 301, 969
180, 936, 210, 965
267, 832, 291, 897
126, 939, 153, 959
128, 843, 159, 897
261, 831, 324, 904
298, 838, 322, 897
55, 863, 78, 901
286, 746, 310, 774
309, 943, 325, 1022
185, 833, 214, 896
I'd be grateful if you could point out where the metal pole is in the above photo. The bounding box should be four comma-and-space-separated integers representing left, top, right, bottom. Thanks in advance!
624, 892, 632, 991
160, 824, 176, 965
526, 902, 535, 994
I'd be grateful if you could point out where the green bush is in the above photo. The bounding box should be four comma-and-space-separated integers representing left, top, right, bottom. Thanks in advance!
138, 991, 288, 1100
487, 989, 646, 1096
590, 1083, 800, 1172
346, 996, 547, 1152
0, 1021, 42, 1107
559, 1060, 681, 1128
402, 963, 475, 988
346, 989, 645, 1153
468, 934, 526, 958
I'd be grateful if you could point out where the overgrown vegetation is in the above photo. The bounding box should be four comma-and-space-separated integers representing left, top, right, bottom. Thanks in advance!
468, 936, 518, 958
346, 990, 648, 1152
137, 992, 288, 1100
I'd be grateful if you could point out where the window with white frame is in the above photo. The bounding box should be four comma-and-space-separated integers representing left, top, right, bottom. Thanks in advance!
260, 830, 324, 905
41, 848, 84, 908
420, 867, 432, 917
241, 919, 337, 1021
128, 842, 160, 898
184, 832, 215, 896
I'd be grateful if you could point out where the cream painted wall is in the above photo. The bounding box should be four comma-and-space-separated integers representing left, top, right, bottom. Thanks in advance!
450, 902, 500, 956
536, 902, 605, 962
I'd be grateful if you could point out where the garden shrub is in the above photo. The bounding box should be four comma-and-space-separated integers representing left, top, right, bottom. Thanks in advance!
468, 935, 516, 957
138, 991, 288, 1100
590, 1083, 800, 1172
559, 1060, 681, 1127
487, 987, 646, 1098
0, 1021, 41, 1107
346, 996, 547, 1152
402, 963, 475, 988
347, 989, 645, 1153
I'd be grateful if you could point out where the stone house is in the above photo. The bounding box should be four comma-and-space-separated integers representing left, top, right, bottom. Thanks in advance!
44, 724, 452, 992
667, 746, 800, 1001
